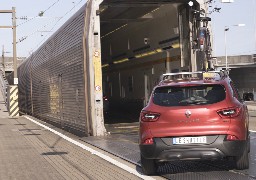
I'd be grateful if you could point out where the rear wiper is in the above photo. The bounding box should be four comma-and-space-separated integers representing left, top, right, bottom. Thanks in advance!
189, 101, 207, 105
179, 100, 207, 105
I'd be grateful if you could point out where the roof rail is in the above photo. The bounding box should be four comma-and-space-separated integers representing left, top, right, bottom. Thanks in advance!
161, 70, 229, 81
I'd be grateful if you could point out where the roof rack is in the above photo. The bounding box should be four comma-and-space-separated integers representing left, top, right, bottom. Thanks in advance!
160, 70, 229, 82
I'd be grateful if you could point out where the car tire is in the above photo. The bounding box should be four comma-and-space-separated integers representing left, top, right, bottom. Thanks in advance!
140, 155, 157, 175
235, 140, 249, 170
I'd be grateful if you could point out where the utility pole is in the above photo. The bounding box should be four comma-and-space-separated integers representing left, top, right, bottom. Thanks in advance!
0, 7, 17, 84
2, 45, 5, 75
0, 7, 19, 117
12, 7, 17, 84
224, 27, 229, 70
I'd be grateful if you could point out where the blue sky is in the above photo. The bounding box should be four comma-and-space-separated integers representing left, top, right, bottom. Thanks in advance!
0, 0, 255, 58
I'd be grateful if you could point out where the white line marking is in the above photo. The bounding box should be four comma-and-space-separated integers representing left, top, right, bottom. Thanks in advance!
249, 130, 256, 133
24, 116, 155, 180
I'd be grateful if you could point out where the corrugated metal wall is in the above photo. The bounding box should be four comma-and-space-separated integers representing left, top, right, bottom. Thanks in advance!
18, 4, 90, 136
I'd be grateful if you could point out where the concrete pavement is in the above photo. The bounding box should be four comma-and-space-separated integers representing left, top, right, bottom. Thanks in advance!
0, 92, 146, 180
245, 101, 256, 131
246, 101, 256, 111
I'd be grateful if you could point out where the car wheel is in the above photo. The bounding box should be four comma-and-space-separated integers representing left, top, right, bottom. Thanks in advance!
235, 140, 249, 170
140, 154, 157, 175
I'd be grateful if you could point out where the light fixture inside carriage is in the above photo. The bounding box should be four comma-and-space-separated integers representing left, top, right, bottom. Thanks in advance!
101, 42, 180, 67
188, 1, 194, 6
100, 7, 160, 39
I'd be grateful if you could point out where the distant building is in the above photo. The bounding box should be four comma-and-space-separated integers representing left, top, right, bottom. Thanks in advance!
214, 54, 256, 100
214, 54, 256, 69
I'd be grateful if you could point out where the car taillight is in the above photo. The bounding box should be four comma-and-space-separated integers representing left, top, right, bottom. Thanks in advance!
140, 111, 160, 122
226, 134, 239, 141
217, 107, 241, 118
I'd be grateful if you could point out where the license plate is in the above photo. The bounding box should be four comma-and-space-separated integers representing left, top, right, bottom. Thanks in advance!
173, 136, 207, 145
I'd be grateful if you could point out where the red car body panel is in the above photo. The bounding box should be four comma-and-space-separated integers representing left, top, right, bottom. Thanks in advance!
140, 79, 248, 143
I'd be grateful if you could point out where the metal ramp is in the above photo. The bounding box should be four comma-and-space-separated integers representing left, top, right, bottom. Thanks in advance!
81, 124, 256, 180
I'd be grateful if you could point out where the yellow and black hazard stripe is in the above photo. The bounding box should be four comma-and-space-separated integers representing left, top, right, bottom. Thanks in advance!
9, 85, 19, 117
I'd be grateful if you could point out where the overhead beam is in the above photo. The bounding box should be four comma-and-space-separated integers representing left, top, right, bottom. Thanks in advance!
0, 10, 13, 13
0, 26, 13, 28
101, 4, 161, 7
100, 0, 192, 6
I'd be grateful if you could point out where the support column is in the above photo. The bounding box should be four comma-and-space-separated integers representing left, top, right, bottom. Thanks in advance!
87, 0, 106, 136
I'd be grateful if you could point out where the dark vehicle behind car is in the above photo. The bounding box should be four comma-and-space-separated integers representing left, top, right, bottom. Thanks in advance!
243, 92, 254, 101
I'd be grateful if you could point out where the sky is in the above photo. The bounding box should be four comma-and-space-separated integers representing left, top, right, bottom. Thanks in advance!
210, 0, 256, 56
0, 0, 87, 58
0, 0, 255, 58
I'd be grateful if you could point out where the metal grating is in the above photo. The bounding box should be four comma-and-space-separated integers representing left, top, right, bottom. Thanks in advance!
18, 4, 90, 136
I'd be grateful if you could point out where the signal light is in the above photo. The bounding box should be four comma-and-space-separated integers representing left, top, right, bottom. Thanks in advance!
199, 38, 204, 45
140, 111, 160, 122
103, 96, 108, 101
143, 138, 154, 145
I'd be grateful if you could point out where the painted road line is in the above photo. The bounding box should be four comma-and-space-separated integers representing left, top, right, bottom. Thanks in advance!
24, 116, 155, 180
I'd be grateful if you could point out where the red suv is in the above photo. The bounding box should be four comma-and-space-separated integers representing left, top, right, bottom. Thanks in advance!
139, 71, 250, 175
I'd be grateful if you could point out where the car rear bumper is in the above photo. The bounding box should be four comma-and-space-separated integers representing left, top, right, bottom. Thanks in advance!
140, 135, 247, 161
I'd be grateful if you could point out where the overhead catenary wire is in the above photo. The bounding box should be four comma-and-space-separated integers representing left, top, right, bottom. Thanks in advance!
17, 0, 61, 27
17, 17, 61, 43
31, 0, 84, 52
16, 0, 85, 57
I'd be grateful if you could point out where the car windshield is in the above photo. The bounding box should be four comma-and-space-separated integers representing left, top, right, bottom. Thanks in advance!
153, 84, 226, 106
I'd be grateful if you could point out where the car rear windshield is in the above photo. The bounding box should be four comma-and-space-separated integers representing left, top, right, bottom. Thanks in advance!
153, 84, 226, 106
